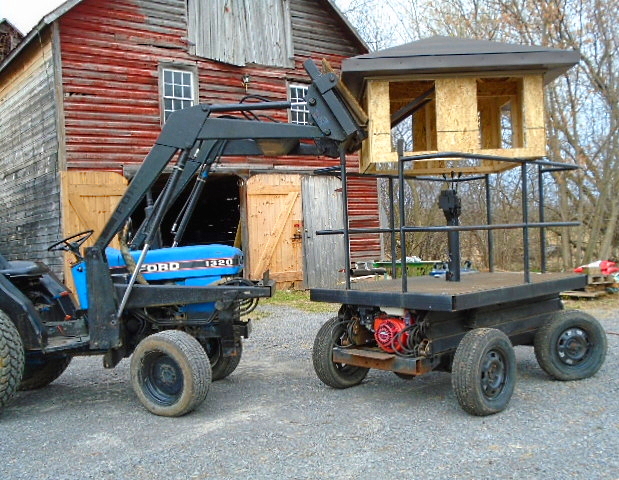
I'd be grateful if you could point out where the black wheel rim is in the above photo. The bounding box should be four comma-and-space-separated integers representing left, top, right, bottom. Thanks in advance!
141, 352, 183, 406
557, 327, 590, 366
332, 323, 360, 374
203, 339, 222, 369
481, 350, 506, 399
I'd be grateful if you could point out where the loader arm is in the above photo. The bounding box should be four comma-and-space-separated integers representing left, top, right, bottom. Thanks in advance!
82, 60, 367, 344
92, 60, 365, 252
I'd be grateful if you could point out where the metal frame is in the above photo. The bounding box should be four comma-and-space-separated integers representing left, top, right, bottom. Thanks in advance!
311, 141, 586, 311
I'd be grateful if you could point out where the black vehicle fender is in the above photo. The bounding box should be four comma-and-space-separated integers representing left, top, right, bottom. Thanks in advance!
0, 274, 46, 349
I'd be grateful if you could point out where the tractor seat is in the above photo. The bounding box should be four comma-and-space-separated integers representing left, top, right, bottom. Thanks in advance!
0, 260, 50, 277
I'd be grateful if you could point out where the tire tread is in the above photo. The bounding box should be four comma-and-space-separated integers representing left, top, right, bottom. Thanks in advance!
534, 310, 606, 381
130, 330, 211, 416
0, 311, 25, 413
452, 328, 516, 416
312, 316, 369, 389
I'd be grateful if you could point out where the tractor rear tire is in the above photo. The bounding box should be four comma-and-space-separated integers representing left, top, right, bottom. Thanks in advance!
130, 330, 211, 417
452, 328, 516, 416
19, 355, 72, 391
0, 310, 24, 413
534, 310, 606, 381
313, 316, 369, 389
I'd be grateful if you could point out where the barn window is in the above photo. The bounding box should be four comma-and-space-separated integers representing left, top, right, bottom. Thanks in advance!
187, 0, 294, 67
289, 84, 310, 125
159, 66, 197, 123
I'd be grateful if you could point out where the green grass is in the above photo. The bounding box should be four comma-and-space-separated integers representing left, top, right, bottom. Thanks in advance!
260, 289, 337, 314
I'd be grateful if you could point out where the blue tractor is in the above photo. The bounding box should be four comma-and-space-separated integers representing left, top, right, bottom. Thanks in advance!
0, 60, 367, 416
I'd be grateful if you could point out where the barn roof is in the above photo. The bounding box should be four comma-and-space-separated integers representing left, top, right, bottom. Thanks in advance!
342, 35, 580, 97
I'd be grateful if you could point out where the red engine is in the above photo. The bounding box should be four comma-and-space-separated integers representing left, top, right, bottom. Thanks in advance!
373, 316, 410, 353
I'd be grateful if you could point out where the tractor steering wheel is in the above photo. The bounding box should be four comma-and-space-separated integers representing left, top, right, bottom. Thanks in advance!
47, 230, 94, 257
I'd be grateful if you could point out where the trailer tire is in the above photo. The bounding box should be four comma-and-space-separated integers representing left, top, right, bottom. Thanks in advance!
131, 330, 211, 417
200, 338, 242, 381
0, 310, 24, 413
19, 354, 72, 390
312, 316, 369, 389
452, 328, 516, 416
534, 310, 606, 381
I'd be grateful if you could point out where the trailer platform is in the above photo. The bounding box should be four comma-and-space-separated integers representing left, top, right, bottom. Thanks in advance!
310, 272, 587, 311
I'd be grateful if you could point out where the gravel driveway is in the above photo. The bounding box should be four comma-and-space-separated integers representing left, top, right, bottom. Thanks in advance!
1, 301, 618, 479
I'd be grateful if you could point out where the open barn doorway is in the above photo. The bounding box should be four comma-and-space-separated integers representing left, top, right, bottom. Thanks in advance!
130, 174, 241, 248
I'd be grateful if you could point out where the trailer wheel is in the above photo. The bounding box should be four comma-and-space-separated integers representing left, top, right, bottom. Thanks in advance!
19, 354, 72, 390
130, 330, 211, 417
452, 328, 516, 416
0, 310, 24, 413
200, 338, 242, 381
313, 316, 369, 389
534, 310, 606, 381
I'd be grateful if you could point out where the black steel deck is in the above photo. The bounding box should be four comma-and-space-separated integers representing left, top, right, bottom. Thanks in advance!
310, 272, 586, 312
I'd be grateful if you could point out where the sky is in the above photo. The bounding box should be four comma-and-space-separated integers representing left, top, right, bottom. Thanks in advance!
0, 0, 66, 34
1, 0, 354, 36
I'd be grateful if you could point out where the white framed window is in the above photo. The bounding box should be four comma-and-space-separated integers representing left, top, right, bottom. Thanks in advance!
289, 83, 310, 125
160, 65, 197, 123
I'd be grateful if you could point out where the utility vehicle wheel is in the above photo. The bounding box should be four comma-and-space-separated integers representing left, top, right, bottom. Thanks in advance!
534, 310, 606, 381
452, 328, 516, 416
0, 310, 24, 413
312, 316, 369, 389
130, 330, 211, 417
200, 338, 242, 381
19, 354, 72, 390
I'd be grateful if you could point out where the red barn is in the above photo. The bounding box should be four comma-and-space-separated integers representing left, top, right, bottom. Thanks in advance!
0, 0, 381, 288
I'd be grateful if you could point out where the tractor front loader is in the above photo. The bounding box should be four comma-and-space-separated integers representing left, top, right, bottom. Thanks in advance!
0, 60, 366, 416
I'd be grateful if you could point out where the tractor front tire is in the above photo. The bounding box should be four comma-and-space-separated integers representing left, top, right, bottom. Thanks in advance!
19, 355, 72, 390
0, 310, 24, 413
131, 330, 211, 417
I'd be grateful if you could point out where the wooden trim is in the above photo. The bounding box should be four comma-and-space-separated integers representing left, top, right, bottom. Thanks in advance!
52, 22, 67, 172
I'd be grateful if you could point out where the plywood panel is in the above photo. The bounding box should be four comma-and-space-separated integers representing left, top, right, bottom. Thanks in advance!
435, 77, 479, 151
522, 75, 546, 156
360, 72, 547, 175
362, 80, 393, 172
246, 174, 303, 287
478, 97, 502, 149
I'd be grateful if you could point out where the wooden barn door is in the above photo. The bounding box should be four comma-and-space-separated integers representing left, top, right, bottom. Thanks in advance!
60, 170, 128, 288
302, 176, 345, 288
246, 174, 303, 289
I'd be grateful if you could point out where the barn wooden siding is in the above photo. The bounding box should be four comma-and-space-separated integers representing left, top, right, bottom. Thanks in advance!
59, 0, 366, 171
0, 30, 64, 271
347, 176, 381, 262
57, 0, 380, 262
